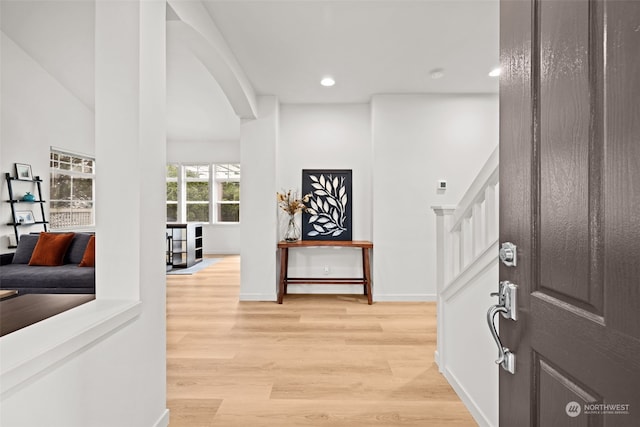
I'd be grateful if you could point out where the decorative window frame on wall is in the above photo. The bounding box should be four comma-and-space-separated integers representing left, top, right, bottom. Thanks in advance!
49, 147, 96, 230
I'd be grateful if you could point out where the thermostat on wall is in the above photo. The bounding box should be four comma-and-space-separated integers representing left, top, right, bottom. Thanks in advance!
437, 180, 447, 190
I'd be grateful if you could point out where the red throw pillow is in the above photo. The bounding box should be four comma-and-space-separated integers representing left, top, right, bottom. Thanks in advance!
28, 232, 76, 266
78, 235, 95, 267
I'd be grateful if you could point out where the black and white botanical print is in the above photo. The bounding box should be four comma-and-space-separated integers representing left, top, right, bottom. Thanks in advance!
302, 169, 352, 241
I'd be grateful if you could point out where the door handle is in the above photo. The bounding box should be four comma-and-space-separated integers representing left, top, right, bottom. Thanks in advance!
487, 304, 516, 374
486, 281, 517, 374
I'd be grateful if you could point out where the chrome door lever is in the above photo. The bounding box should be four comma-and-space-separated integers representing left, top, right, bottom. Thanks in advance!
487, 304, 516, 374
486, 281, 518, 374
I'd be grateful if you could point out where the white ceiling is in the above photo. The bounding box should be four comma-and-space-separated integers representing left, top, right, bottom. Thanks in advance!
203, 0, 499, 104
0, 0, 95, 110
1, 0, 499, 141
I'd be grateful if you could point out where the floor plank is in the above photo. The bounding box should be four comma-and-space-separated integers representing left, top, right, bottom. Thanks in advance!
167, 255, 475, 426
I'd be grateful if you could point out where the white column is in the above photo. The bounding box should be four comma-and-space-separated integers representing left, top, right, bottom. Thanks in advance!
239, 96, 279, 300
95, 0, 166, 301
431, 205, 455, 371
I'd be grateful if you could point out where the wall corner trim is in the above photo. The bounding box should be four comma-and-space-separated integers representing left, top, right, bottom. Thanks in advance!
152, 409, 170, 427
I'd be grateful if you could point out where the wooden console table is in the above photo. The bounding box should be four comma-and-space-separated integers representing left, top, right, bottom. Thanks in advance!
277, 240, 373, 305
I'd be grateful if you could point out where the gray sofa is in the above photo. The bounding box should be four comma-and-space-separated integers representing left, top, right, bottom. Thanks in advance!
0, 233, 95, 295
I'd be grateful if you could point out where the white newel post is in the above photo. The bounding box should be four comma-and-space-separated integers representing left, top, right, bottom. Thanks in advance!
431, 205, 455, 370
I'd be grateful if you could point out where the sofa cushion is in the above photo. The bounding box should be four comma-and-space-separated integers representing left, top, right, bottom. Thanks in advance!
29, 233, 75, 266
0, 264, 95, 290
65, 233, 92, 264
78, 235, 95, 267
12, 234, 40, 264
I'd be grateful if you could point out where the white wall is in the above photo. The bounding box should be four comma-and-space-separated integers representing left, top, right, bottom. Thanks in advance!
167, 140, 240, 254
0, 2, 168, 426
278, 104, 372, 293
0, 32, 94, 252
372, 94, 498, 300
443, 262, 499, 426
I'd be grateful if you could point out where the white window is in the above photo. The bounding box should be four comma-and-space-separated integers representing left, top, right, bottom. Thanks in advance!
50, 149, 95, 229
166, 164, 178, 222
214, 164, 240, 223
166, 163, 240, 224
184, 164, 210, 223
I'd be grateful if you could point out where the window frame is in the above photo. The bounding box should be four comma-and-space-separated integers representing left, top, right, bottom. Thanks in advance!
214, 164, 241, 223
166, 163, 240, 224
166, 163, 179, 223
183, 164, 211, 224
49, 148, 96, 230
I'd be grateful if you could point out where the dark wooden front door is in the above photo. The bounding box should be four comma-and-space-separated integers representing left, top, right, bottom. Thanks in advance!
499, 0, 640, 425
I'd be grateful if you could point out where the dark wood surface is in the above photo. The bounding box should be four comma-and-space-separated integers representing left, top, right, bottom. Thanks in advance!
277, 241, 373, 304
0, 294, 95, 337
277, 240, 373, 249
500, 0, 640, 425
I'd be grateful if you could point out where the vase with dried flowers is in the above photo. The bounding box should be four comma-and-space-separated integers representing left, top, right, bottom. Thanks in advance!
277, 190, 310, 242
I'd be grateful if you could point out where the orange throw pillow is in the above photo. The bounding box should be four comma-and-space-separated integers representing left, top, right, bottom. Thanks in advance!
78, 235, 95, 267
28, 232, 76, 266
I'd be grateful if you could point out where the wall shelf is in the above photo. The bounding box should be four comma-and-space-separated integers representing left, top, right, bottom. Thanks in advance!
5, 172, 49, 247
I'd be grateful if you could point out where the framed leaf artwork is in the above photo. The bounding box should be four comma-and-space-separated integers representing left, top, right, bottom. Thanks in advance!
301, 169, 352, 241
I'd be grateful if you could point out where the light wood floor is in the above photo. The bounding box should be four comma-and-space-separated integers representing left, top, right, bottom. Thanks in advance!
167, 255, 475, 426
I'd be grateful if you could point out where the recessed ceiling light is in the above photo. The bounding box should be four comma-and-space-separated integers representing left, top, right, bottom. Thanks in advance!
429, 68, 445, 79
489, 68, 501, 77
320, 77, 335, 87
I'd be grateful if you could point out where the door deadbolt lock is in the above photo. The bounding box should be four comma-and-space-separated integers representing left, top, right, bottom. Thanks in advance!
499, 242, 517, 267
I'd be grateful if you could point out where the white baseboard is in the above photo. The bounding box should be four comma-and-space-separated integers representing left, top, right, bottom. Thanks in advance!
373, 293, 437, 302
434, 350, 441, 370
238, 293, 277, 301
238, 292, 437, 302
443, 367, 495, 427
152, 409, 170, 427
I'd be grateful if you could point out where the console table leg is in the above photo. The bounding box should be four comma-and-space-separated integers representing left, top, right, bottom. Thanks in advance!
363, 248, 372, 305
283, 248, 289, 296
278, 248, 288, 304
362, 249, 367, 296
